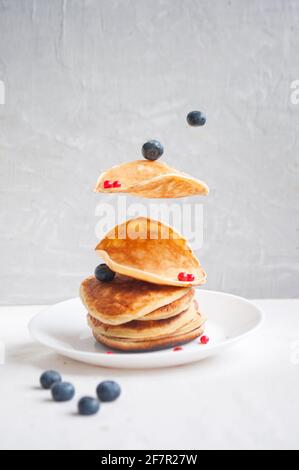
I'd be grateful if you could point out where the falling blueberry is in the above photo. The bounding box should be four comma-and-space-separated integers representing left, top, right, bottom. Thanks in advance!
40, 370, 62, 390
96, 381, 121, 402
187, 111, 206, 127
51, 382, 75, 402
142, 140, 164, 161
78, 397, 100, 416
95, 264, 115, 282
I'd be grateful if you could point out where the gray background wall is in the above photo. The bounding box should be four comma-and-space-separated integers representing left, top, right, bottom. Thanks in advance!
0, 0, 298, 304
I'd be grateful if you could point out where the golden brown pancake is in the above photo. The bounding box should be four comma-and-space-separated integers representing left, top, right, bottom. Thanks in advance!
94, 160, 209, 199
88, 300, 206, 351
140, 288, 194, 321
80, 274, 190, 325
95, 217, 206, 287
95, 326, 205, 352
87, 301, 203, 340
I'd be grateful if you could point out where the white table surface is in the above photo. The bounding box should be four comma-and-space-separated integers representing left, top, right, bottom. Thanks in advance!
0, 299, 298, 450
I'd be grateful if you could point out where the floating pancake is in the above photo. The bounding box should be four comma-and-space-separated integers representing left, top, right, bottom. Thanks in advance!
95, 217, 206, 287
140, 288, 194, 321
94, 160, 209, 199
88, 301, 204, 340
80, 274, 191, 325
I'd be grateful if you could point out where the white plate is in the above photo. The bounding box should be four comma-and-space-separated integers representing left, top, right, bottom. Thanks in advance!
29, 290, 263, 369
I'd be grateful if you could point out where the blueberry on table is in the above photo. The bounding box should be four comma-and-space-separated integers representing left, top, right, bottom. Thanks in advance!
40, 370, 62, 389
142, 140, 164, 161
51, 382, 75, 402
96, 380, 121, 402
78, 397, 100, 416
95, 264, 115, 282
187, 111, 206, 127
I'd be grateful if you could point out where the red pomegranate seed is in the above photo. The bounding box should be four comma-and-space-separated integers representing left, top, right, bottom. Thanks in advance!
112, 180, 121, 188
178, 272, 188, 281
173, 346, 183, 351
106, 351, 114, 354
187, 273, 195, 282
103, 180, 113, 189
200, 335, 209, 345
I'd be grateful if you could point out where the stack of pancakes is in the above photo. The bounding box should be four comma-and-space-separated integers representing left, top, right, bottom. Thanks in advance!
81, 275, 206, 352
80, 218, 207, 352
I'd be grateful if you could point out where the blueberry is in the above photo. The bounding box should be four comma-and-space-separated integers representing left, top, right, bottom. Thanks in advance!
96, 381, 121, 402
187, 111, 206, 127
51, 382, 75, 402
40, 370, 62, 390
142, 140, 164, 161
78, 397, 100, 416
95, 264, 115, 282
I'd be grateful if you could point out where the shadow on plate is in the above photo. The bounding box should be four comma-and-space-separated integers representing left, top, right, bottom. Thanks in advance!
6, 341, 226, 378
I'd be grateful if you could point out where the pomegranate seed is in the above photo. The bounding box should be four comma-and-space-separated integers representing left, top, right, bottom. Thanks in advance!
178, 272, 188, 281
112, 180, 121, 188
200, 335, 209, 345
187, 273, 195, 282
106, 351, 114, 354
103, 180, 113, 189
173, 346, 183, 351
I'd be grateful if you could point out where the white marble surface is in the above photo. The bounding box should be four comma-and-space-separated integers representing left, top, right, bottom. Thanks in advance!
0, 0, 299, 303
0, 299, 299, 450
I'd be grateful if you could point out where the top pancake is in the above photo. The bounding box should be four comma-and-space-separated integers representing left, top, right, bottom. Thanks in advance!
80, 274, 191, 325
95, 217, 207, 287
94, 160, 209, 199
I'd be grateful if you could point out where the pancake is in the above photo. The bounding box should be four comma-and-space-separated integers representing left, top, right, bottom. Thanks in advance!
92, 308, 205, 352
95, 217, 207, 287
87, 301, 203, 340
95, 326, 205, 352
80, 274, 190, 325
94, 160, 209, 199
89, 300, 207, 351
139, 288, 194, 321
